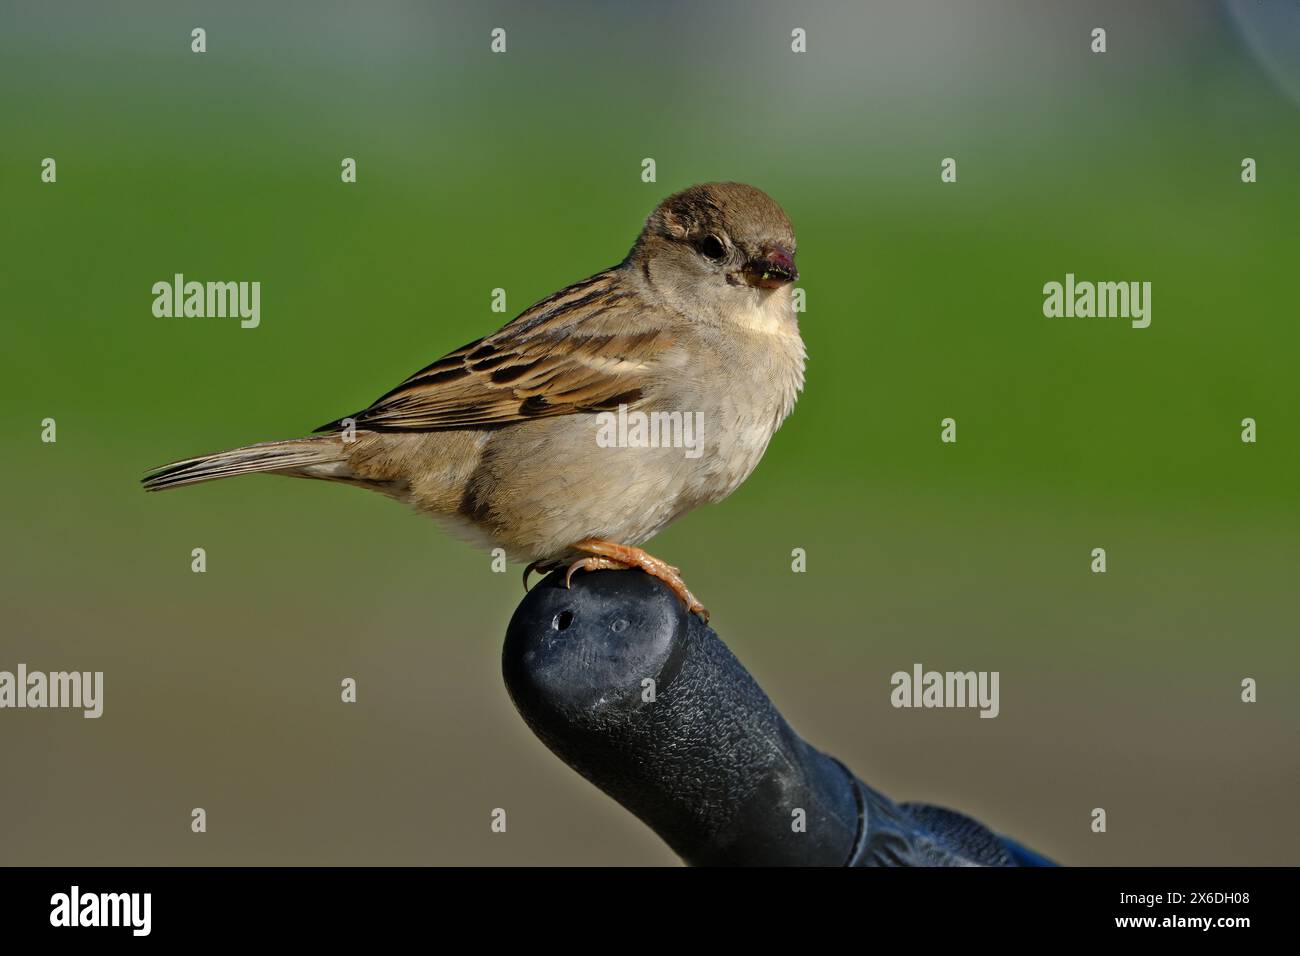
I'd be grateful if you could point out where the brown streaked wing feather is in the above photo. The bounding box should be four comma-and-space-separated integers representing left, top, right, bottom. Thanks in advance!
315, 270, 670, 433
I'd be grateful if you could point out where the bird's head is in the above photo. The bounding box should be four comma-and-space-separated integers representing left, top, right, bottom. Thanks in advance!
632, 182, 799, 323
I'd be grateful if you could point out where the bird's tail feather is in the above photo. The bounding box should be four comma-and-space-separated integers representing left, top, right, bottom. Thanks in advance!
141, 437, 346, 492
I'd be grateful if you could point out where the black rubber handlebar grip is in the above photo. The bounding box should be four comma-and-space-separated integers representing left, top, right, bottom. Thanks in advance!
502, 569, 1054, 867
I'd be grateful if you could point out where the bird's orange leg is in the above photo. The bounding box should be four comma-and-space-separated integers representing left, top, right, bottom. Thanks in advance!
564, 538, 709, 622
563, 556, 631, 579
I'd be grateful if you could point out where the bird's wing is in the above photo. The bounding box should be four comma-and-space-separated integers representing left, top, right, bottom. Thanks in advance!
315, 270, 672, 433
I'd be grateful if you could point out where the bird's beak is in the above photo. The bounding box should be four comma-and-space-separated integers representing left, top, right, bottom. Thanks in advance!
741, 245, 799, 289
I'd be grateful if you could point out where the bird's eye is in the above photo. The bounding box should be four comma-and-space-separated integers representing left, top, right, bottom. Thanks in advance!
697, 234, 726, 262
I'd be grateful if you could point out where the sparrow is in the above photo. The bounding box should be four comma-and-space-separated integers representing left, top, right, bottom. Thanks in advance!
143, 182, 805, 620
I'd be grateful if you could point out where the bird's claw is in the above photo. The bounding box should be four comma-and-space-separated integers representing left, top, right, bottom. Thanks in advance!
562, 539, 710, 623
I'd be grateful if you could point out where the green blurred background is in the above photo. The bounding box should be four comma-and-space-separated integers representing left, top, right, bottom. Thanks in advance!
2, 0, 1297, 865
